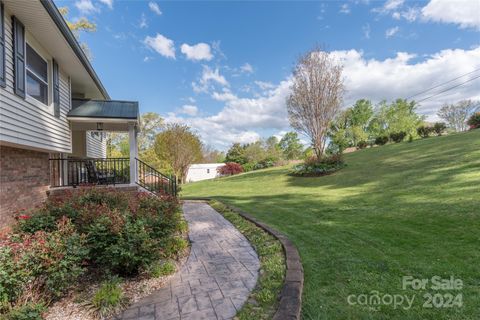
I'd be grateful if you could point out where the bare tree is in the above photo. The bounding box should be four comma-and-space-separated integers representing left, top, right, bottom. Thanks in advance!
287, 48, 344, 159
437, 100, 479, 132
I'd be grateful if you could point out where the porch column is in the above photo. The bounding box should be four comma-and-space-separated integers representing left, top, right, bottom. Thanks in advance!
128, 123, 138, 185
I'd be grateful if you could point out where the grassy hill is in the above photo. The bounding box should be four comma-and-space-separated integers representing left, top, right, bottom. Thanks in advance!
182, 130, 480, 320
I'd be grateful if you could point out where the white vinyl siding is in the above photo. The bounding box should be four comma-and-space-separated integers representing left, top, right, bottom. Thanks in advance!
86, 131, 106, 158
0, 9, 72, 153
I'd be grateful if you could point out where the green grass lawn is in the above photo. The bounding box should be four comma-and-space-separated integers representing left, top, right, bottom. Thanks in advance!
182, 130, 480, 320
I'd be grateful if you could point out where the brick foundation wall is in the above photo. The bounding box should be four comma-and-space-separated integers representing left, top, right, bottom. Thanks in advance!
0, 146, 50, 227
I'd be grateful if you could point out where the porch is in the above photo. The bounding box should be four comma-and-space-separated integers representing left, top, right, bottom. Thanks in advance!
49, 99, 176, 196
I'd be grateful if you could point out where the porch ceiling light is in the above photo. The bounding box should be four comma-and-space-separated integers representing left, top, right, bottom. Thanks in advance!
96, 122, 104, 131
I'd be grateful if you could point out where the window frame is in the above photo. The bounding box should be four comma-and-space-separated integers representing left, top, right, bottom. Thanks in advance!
25, 42, 49, 105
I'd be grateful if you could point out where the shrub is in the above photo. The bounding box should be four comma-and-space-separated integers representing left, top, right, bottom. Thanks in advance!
389, 131, 407, 143
14, 211, 57, 234
3, 303, 45, 320
241, 162, 255, 172
0, 218, 88, 304
467, 112, 480, 129
417, 125, 434, 138
89, 277, 127, 318
86, 216, 157, 276
433, 122, 447, 135
291, 154, 345, 177
5, 188, 186, 312
253, 161, 274, 170
160, 237, 189, 259
357, 141, 368, 149
146, 260, 176, 278
374, 136, 389, 145
218, 162, 243, 176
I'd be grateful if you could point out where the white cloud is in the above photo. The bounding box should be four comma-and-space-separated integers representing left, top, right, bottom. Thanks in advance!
148, 2, 162, 15
385, 26, 399, 38
144, 33, 175, 59
384, 0, 404, 11
339, 3, 351, 14
254, 81, 275, 90
362, 23, 371, 39
139, 13, 148, 28
172, 47, 480, 149
99, 0, 113, 9
212, 89, 238, 101
192, 66, 229, 93
75, 0, 99, 14
181, 43, 213, 61
240, 63, 254, 74
331, 47, 480, 119
400, 7, 420, 22
178, 105, 198, 116
171, 79, 292, 148
373, 0, 404, 14
421, 0, 480, 30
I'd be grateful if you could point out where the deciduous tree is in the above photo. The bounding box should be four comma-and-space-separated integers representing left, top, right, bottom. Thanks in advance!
437, 100, 479, 132
139, 112, 164, 151
59, 7, 96, 60
225, 143, 247, 164
279, 132, 303, 160
154, 124, 202, 183
287, 47, 344, 159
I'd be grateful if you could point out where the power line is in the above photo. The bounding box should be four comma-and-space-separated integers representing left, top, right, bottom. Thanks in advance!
416, 74, 480, 103
407, 67, 480, 100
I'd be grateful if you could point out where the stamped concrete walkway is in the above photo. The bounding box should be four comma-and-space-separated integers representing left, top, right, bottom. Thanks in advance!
117, 201, 260, 320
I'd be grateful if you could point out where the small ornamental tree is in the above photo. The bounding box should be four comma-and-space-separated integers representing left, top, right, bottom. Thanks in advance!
467, 112, 480, 129
218, 162, 243, 176
287, 47, 344, 159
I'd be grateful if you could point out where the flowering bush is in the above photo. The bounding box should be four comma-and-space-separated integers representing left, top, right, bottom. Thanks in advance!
291, 154, 345, 177
218, 162, 244, 176
2, 188, 185, 315
0, 218, 88, 306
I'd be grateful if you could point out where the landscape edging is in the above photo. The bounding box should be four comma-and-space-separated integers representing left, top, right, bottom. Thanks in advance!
183, 197, 304, 320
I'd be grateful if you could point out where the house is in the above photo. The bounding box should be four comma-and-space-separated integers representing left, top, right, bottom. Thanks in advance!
0, 0, 173, 227
186, 163, 225, 182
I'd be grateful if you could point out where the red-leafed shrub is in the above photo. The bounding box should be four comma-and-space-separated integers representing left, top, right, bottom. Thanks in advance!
2, 188, 187, 315
218, 162, 244, 176
467, 112, 480, 130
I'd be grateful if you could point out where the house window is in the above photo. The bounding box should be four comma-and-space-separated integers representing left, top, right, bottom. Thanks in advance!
26, 44, 48, 104
207, 169, 210, 174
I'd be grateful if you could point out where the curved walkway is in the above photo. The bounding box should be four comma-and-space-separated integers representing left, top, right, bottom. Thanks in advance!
117, 201, 260, 320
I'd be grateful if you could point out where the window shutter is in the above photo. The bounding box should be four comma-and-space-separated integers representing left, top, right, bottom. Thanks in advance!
0, 2, 5, 87
53, 59, 60, 117
12, 16, 25, 98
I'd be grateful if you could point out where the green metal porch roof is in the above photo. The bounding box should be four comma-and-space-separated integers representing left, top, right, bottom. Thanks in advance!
68, 99, 139, 120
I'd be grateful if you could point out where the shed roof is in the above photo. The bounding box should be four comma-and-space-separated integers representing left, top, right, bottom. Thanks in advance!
68, 99, 139, 120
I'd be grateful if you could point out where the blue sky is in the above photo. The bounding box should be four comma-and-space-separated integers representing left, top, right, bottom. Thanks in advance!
56, 0, 480, 149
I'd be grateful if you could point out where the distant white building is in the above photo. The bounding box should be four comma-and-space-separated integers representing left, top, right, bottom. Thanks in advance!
186, 163, 225, 182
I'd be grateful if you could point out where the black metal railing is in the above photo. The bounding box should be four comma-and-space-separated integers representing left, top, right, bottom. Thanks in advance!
136, 158, 177, 196
49, 157, 130, 187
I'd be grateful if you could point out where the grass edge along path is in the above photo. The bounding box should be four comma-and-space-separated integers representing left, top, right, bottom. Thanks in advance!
208, 200, 286, 320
